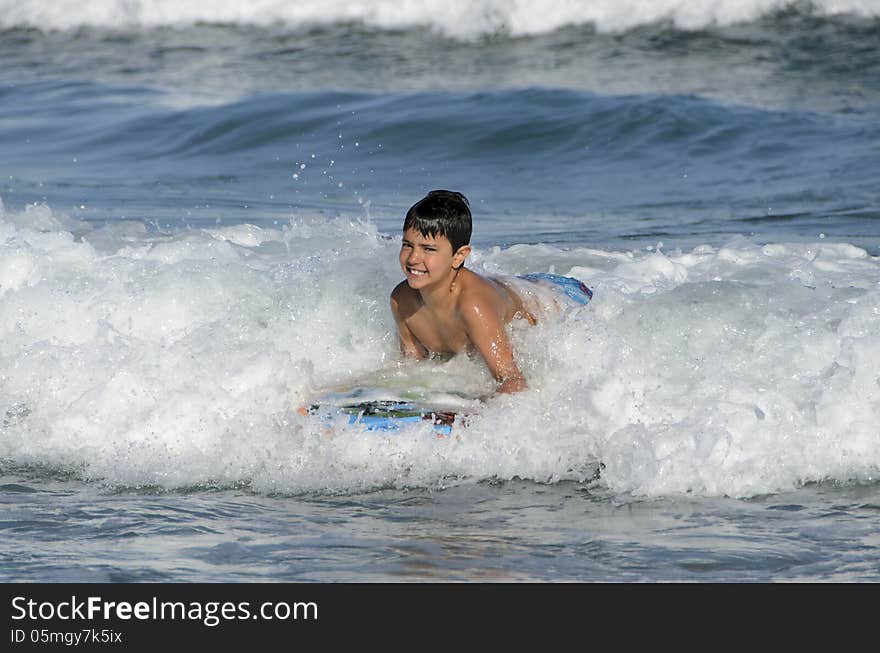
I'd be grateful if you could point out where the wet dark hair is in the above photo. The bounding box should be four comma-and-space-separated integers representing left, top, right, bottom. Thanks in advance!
403, 190, 472, 253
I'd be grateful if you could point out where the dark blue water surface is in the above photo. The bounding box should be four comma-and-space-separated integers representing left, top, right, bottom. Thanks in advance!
2, 11, 879, 251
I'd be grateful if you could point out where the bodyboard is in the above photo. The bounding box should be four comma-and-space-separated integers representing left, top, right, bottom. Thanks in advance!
300, 385, 480, 435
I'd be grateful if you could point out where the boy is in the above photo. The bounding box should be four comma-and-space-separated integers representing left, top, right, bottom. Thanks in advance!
390, 190, 592, 394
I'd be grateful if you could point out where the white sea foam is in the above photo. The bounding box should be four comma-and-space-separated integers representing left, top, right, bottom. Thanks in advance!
0, 0, 876, 35
1, 203, 879, 498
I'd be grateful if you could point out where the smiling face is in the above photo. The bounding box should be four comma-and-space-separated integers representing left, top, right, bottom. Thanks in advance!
399, 228, 469, 291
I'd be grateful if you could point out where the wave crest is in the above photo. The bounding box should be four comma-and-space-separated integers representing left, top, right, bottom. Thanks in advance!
1, 0, 877, 36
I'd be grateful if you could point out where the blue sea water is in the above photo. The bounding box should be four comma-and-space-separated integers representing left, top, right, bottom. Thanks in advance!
1, 0, 880, 582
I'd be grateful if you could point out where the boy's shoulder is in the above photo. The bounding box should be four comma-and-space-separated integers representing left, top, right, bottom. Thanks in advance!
390, 279, 419, 313
455, 270, 510, 315
390, 279, 415, 299
457, 268, 495, 296
389, 270, 508, 318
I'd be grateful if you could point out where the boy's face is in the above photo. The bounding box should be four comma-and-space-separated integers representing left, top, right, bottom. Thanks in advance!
399, 228, 468, 290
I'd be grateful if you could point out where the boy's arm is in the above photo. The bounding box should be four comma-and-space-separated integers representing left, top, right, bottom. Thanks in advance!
390, 289, 427, 359
460, 299, 527, 394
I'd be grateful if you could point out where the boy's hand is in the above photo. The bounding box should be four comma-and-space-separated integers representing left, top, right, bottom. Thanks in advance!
497, 375, 527, 394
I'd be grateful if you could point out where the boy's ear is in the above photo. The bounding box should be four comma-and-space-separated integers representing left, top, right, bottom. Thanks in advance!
452, 245, 471, 268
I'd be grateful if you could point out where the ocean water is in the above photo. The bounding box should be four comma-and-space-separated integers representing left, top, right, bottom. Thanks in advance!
1, 0, 880, 583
